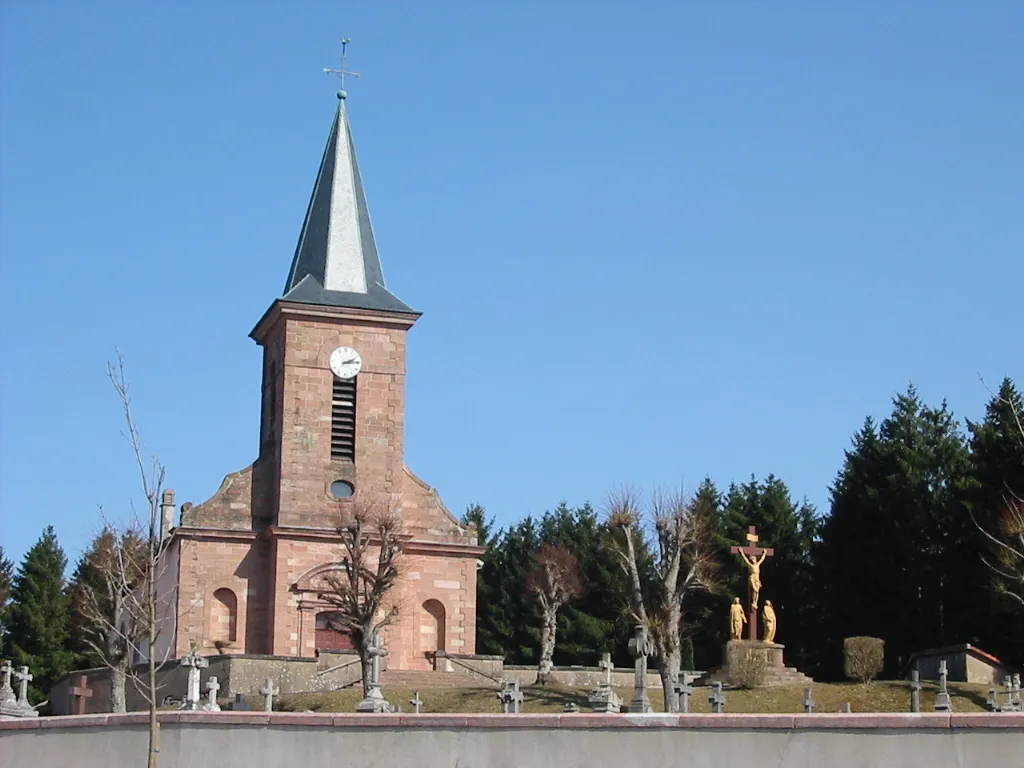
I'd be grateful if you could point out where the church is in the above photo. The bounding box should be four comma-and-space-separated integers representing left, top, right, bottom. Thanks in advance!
154, 91, 483, 670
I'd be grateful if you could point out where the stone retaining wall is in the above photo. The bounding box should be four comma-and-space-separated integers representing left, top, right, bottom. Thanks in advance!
1, 712, 1020, 768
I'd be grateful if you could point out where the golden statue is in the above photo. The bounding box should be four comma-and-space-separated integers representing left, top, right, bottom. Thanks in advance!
729, 597, 747, 640
737, 548, 768, 609
762, 600, 777, 644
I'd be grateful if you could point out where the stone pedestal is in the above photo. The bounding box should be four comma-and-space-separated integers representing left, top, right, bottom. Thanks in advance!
588, 684, 623, 714
356, 687, 395, 713
698, 640, 811, 688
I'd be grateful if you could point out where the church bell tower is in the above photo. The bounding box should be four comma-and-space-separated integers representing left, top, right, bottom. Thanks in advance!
249, 91, 421, 529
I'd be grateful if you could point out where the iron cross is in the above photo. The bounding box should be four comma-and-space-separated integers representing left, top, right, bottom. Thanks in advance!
324, 37, 361, 92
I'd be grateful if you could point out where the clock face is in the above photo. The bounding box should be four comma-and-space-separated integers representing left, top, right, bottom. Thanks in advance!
329, 346, 362, 380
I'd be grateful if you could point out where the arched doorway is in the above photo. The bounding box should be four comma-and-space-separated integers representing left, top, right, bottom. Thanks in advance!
315, 611, 355, 652
421, 599, 446, 661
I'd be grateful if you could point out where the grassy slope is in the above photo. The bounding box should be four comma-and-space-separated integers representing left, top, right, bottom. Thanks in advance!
279, 681, 992, 714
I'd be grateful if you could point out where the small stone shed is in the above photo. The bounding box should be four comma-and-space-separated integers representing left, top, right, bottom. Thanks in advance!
907, 643, 1014, 684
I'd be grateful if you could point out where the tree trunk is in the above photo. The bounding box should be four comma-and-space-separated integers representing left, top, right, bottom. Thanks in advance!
358, 632, 373, 698
537, 608, 558, 684
110, 661, 127, 714
659, 645, 681, 713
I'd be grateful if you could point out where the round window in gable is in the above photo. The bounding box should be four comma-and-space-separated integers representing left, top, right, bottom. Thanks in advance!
330, 480, 355, 499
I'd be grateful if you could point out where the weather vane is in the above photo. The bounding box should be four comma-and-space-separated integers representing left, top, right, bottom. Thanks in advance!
324, 37, 361, 99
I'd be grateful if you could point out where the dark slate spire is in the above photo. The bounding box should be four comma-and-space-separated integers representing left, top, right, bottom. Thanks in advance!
282, 97, 416, 314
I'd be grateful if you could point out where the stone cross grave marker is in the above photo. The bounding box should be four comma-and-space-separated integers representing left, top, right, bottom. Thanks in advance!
204, 676, 221, 712
933, 660, 953, 712
356, 632, 394, 713
497, 680, 524, 714
180, 646, 209, 711
14, 666, 32, 709
909, 669, 921, 713
598, 653, 613, 687
1012, 674, 1023, 712
730, 526, 774, 641
409, 691, 422, 714
838, 702, 852, 713
674, 677, 693, 714
70, 675, 94, 715
709, 682, 725, 713
627, 624, 653, 713
803, 687, 815, 714
261, 678, 279, 712
0, 661, 16, 708
987, 687, 1001, 713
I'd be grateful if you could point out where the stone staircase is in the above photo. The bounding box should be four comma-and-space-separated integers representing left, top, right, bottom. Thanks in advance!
696, 664, 812, 688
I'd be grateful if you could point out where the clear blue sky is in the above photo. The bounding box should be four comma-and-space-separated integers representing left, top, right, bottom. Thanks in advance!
1, 2, 1021, 568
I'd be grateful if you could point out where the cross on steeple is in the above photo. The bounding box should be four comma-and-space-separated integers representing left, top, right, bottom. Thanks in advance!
324, 37, 361, 98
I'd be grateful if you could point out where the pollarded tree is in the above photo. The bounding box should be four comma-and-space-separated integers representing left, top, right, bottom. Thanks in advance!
609, 487, 718, 712
316, 494, 404, 698
5, 527, 74, 702
526, 543, 583, 682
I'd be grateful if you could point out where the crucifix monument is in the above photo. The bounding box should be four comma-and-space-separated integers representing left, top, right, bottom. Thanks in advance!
731, 526, 774, 642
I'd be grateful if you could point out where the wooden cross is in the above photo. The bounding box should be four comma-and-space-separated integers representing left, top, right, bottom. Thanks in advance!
69, 674, 94, 715
730, 525, 774, 642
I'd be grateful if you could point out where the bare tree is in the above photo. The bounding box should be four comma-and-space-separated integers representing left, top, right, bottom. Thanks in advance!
608, 486, 717, 712
316, 494, 404, 697
525, 543, 584, 683
70, 524, 147, 712
83, 354, 175, 768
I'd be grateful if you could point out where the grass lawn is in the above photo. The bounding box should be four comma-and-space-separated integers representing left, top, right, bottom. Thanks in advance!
278, 681, 992, 715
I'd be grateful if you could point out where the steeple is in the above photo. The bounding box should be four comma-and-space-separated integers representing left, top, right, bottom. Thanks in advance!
282, 96, 416, 315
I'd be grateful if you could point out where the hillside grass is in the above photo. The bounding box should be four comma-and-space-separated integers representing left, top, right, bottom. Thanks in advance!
278, 680, 992, 714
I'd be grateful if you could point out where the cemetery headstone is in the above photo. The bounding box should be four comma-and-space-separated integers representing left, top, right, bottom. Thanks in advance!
933, 660, 953, 712
498, 680, 524, 714
838, 703, 852, 713
9, 666, 39, 718
1011, 674, 1022, 712
563, 702, 580, 713
987, 687, 1001, 713
409, 691, 423, 714
909, 669, 921, 713
179, 645, 209, 711
709, 682, 725, 714
588, 653, 623, 714
0, 661, 17, 709
233, 693, 250, 711
204, 676, 222, 712
674, 676, 693, 714
261, 678, 279, 712
803, 687, 815, 714
627, 624, 653, 713
69, 675, 94, 715
356, 631, 396, 713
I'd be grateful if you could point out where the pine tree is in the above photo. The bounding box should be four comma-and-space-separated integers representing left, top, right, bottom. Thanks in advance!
0, 546, 13, 648
817, 387, 972, 678
966, 378, 1024, 668
5, 527, 74, 702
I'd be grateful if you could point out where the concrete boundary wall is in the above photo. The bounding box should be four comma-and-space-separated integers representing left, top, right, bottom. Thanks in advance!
2, 712, 1021, 768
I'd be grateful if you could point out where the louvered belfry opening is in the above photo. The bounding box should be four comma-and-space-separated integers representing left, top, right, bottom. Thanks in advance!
331, 376, 357, 461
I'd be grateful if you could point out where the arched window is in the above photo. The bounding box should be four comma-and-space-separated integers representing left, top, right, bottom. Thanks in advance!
315, 611, 354, 651
210, 588, 237, 644
421, 599, 446, 657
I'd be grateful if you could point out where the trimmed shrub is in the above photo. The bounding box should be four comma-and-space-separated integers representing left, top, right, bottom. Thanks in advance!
843, 636, 885, 683
728, 646, 768, 689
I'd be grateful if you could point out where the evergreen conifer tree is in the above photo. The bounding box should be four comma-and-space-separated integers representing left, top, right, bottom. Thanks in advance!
817, 387, 972, 678
0, 546, 13, 648
5, 527, 74, 702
